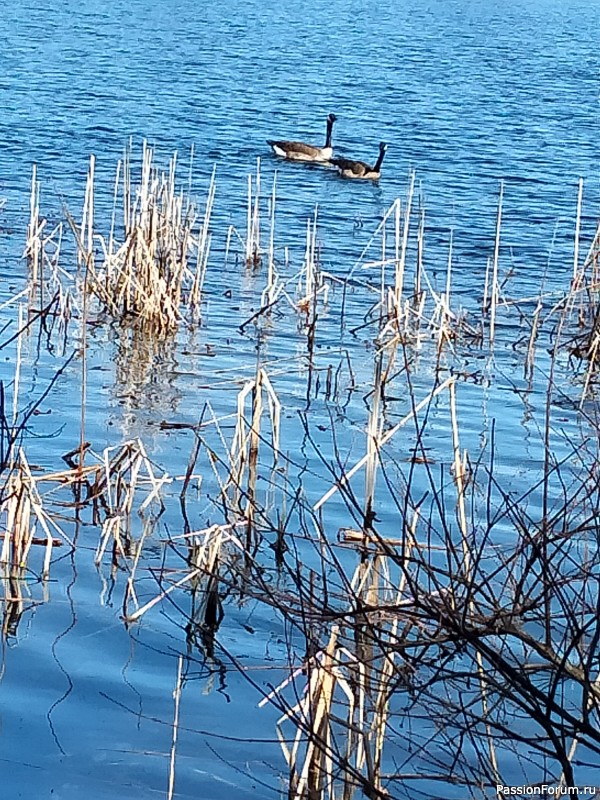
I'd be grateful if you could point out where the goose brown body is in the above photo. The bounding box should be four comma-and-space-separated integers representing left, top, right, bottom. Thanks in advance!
331, 142, 388, 180
267, 113, 337, 162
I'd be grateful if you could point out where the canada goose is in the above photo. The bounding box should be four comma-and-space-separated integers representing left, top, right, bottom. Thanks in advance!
267, 113, 337, 162
331, 142, 388, 180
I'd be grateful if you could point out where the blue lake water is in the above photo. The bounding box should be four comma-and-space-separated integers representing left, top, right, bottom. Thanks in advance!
0, 0, 599, 797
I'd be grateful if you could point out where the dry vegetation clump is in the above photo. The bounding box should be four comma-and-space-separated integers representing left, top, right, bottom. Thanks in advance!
69, 142, 216, 335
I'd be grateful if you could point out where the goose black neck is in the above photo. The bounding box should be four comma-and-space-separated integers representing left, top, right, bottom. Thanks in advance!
374, 146, 386, 172
325, 117, 334, 147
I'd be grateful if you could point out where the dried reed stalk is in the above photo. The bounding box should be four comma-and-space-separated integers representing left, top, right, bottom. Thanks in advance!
437, 229, 454, 349
364, 355, 383, 527
246, 158, 261, 266
298, 207, 324, 310
24, 166, 67, 318
573, 177, 584, 281
277, 626, 343, 800
93, 439, 169, 569
394, 171, 415, 318
25, 164, 42, 297
266, 171, 278, 301
489, 181, 504, 344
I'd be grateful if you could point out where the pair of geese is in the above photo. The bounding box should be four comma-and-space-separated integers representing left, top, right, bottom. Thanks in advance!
267, 113, 387, 181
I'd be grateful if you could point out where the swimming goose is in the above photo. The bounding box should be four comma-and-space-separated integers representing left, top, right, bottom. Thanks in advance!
331, 142, 388, 180
267, 113, 337, 162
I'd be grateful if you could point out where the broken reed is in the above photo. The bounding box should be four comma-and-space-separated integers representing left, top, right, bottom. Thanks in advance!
92, 439, 168, 570
0, 450, 60, 580
226, 367, 281, 540
0, 446, 71, 637
0, 433, 173, 639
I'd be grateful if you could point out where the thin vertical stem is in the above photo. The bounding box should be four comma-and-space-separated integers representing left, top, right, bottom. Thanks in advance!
490, 181, 504, 344
573, 177, 584, 281
167, 655, 184, 800
396, 172, 415, 311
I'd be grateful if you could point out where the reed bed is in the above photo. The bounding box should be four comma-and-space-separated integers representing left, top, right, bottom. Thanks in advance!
6, 148, 600, 797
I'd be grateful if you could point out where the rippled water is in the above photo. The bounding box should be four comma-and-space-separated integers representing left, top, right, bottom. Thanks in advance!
0, 0, 599, 797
